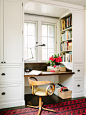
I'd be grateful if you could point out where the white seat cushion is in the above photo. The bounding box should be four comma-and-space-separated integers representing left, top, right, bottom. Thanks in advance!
34, 87, 47, 96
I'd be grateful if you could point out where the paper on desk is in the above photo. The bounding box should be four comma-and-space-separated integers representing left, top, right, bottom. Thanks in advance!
25, 70, 42, 75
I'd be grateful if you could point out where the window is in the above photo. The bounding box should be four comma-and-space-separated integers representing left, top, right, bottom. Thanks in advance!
24, 22, 37, 61
42, 24, 55, 61
24, 21, 56, 62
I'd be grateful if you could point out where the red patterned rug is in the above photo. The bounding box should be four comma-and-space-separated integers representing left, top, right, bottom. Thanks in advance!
0, 98, 86, 115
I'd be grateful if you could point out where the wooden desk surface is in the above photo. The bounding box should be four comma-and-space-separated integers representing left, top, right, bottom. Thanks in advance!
24, 71, 75, 77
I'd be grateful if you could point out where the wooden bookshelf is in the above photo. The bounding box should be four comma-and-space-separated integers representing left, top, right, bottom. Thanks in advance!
60, 13, 72, 63
60, 50, 72, 53
60, 38, 72, 43
61, 27, 72, 33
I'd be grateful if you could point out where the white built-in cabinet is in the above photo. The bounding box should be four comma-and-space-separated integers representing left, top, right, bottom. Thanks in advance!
0, 0, 23, 64
59, 9, 84, 98
0, 0, 24, 109
72, 10, 84, 97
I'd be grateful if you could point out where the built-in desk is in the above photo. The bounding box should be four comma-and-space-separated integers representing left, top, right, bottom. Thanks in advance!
24, 70, 75, 94
24, 71, 75, 77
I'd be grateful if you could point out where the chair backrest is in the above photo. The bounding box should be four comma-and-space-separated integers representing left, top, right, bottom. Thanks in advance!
28, 77, 55, 96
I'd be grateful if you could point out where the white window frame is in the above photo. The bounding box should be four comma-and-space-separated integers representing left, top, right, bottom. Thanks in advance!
24, 21, 38, 63
24, 15, 59, 63
41, 22, 57, 62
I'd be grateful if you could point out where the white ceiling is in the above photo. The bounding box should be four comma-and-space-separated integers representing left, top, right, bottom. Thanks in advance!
53, 0, 86, 6
24, 2, 69, 18
24, 0, 86, 18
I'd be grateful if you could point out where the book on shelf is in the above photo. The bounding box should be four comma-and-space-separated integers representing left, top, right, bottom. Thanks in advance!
61, 52, 72, 62
61, 19, 65, 31
70, 14, 72, 26
61, 41, 72, 51
61, 14, 72, 31
61, 30, 72, 42
65, 52, 72, 62
69, 52, 72, 62
65, 53, 69, 62
68, 42, 72, 50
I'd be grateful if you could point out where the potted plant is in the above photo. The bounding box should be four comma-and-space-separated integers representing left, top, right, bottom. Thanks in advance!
47, 54, 62, 67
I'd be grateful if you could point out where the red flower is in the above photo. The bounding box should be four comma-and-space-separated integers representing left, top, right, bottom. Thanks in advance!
59, 56, 62, 62
50, 70, 55, 72
49, 56, 55, 61
55, 56, 62, 62
55, 58, 59, 62
53, 65, 56, 68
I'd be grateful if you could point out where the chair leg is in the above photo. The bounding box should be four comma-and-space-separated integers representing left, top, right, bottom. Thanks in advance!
38, 96, 42, 115
42, 107, 56, 113
27, 96, 56, 114
27, 105, 38, 109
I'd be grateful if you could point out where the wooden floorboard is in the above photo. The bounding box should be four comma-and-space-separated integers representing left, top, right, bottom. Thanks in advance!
25, 94, 86, 106
0, 94, 86, 112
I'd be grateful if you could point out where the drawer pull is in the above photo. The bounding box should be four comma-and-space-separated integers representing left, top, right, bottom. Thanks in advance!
77, 84, 80, 87
1, 62, 3, 63
4, 62, 6, 63
1, 73, 5, 75
1, 92, 6, 95
77, 69, 80, 72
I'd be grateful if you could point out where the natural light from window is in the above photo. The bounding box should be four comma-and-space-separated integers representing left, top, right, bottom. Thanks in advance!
42, 24, 55, 61
24, 22, 36, 61
24, 22, 56, 62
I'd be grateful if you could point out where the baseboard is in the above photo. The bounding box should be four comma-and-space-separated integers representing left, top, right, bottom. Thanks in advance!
72, 92, 85, 98
84, 88, 86, 96
0, 100, 25, 109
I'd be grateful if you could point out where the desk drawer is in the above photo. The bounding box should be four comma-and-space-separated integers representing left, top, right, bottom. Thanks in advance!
74, 78, 84, 93
0, 84, 23, 103
0, 66, 22, 83
74, 64, 83, 77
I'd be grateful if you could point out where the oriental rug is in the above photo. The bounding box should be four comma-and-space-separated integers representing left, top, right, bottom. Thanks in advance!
0, 98, 86, 115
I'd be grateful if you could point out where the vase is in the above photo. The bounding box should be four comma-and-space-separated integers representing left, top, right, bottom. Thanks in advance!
55, 62, 60, 65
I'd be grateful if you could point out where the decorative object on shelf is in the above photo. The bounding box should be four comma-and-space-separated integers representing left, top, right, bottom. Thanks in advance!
47, 66, 59, 72
47, 54, 62, 66
59, 65, 66, 72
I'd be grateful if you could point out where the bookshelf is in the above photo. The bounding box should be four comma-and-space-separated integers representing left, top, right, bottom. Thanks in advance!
60, 13, 72, 64
59, 9, 84, 98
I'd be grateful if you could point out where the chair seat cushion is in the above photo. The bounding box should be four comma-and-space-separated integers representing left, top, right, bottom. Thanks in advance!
34, 87, 47, 96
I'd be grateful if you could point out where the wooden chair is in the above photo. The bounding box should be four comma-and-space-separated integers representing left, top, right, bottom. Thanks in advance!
27, 77, 56, 115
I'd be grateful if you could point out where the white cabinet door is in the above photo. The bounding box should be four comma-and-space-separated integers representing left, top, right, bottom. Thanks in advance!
74, 78, 84, 93
0, 65, 23, 83
0, 0, 3, 63
0, 84, 23, 103
4, 0, 23, 64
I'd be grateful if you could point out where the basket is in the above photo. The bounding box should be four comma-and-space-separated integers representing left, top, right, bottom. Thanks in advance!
47, 66, 59, 72
47, 68, 59, 72
58, 89, 72, 99
59, 66, 66, 72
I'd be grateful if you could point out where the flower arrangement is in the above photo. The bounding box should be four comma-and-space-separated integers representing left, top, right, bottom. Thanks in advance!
47, 54, 62, 66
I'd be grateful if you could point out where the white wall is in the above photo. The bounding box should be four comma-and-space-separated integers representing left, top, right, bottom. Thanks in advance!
84, 6, 86, 95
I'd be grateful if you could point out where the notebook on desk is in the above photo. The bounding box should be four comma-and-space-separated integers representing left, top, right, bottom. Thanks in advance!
25, 70, 42, 75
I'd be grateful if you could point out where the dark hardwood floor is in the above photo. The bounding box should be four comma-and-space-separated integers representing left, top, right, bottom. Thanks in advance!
25, 94, 86, 106
0, 94, 86, 112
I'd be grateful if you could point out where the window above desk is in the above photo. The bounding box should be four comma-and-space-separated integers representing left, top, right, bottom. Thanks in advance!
24, 15, 58, 63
